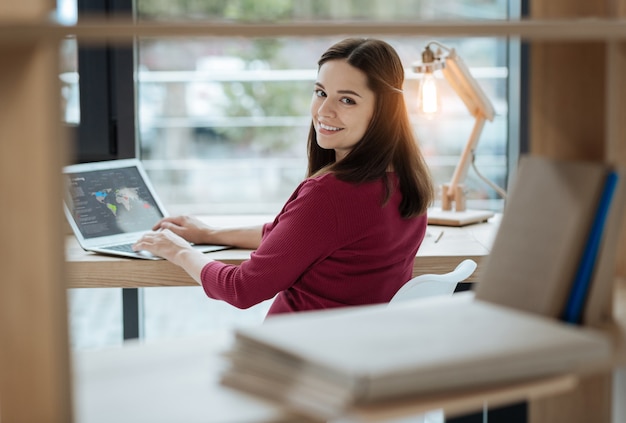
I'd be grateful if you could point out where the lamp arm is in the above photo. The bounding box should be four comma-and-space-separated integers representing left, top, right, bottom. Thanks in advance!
446, 115, 487, 199
442, 50, 495, 121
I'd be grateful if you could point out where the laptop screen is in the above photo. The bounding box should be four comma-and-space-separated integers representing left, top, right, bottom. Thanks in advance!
65, 165, 164, 239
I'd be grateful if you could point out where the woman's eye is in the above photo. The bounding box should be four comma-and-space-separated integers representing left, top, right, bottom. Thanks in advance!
341, 97, 356, 105
314, 89, 326, 97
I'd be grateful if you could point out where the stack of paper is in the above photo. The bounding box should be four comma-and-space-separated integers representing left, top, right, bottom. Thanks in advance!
221, 296, 610, 420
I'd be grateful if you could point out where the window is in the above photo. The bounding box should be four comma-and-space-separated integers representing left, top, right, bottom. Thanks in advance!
135, 1, 514, 216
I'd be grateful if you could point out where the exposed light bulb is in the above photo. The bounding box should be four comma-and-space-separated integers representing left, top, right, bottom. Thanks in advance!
418, 72, 440, 115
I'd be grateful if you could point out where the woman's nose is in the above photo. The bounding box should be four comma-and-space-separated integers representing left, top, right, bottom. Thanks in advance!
317, 99, 336, 118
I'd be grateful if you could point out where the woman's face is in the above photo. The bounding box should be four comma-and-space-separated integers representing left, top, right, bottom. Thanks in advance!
310, 59, 376, 161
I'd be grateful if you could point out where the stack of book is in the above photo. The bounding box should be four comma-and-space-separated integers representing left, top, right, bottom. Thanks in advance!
219, 156, 625, 421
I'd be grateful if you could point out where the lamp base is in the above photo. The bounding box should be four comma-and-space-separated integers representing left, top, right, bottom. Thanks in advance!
427, 207, 494, 227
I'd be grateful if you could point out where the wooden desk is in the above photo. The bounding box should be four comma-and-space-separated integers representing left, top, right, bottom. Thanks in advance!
65, 215, 500, 288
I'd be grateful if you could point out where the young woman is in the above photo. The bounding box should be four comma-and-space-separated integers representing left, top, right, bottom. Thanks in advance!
133, 38, 434, 315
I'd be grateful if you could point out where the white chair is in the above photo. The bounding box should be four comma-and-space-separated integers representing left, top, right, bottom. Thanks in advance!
389, 259, 477, 304
383, 259, 478, 423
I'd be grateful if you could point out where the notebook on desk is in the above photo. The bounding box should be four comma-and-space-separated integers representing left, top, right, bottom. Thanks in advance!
63, 159, 229, 260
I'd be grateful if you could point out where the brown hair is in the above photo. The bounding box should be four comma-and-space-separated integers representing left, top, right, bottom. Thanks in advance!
307, 38, 434, 218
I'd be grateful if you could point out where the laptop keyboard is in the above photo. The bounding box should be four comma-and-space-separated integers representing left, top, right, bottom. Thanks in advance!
103, 242, 226, 256
105, 243, 136, 253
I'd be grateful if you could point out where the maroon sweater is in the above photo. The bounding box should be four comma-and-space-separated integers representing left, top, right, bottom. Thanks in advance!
200, 172, 427, 316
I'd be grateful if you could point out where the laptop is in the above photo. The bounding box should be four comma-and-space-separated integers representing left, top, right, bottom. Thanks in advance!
63, 158, 229, 260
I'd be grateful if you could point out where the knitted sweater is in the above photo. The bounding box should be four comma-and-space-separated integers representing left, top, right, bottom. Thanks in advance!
200, 172, 427, 315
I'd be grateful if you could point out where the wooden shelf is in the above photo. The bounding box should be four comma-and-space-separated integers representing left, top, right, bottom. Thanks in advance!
1, 18, 626, 43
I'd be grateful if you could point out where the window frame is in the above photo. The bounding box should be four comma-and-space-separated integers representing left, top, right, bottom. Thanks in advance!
74, 0, 135, 163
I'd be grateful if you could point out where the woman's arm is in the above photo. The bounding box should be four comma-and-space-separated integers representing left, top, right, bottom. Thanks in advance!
134, 216, 265, 289
153, 215, 264, 249
208, 226, 264, 250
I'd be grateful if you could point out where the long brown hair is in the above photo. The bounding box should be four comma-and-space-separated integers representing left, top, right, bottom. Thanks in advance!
307, 38, 434, 218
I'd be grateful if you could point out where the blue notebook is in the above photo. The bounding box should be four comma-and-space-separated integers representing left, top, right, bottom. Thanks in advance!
562, 171, 619, 324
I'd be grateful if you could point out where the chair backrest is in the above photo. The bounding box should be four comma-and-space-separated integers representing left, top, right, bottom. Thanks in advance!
388, 259, 477, 305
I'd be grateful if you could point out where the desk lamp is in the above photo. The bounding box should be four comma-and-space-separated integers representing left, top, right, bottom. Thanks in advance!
414, 41, 500, 226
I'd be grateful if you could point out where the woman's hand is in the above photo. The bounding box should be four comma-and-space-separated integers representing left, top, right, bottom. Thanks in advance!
132, 229, 196, 265
133, 229, 214, 285
152, 215, 213, 245
153, 214, 265, 250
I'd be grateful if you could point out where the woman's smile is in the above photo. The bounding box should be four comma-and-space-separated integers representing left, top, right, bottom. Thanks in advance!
318, 122, 343, 133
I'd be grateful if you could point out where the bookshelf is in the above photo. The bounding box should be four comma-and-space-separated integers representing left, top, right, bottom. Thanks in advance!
0, 0, 625, 422
0, 4, 73, 423
526, 2, 626, 422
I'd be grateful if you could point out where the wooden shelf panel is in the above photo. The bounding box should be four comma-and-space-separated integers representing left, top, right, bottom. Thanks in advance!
1, 18, 626, 43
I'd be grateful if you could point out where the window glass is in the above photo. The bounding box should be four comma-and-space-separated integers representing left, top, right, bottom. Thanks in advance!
58, 0, 79, 125
136, 0, 511, 216
67, 288, 123, 349
142, 287, 272, 340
